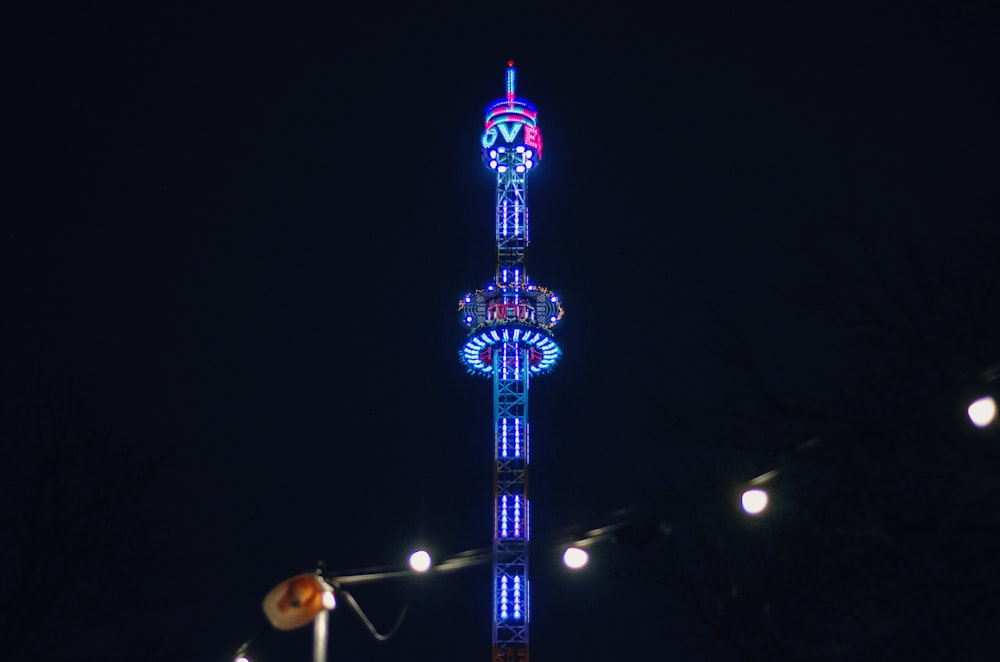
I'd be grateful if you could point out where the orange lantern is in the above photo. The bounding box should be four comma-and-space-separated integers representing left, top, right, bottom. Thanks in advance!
262, 573, 330, 630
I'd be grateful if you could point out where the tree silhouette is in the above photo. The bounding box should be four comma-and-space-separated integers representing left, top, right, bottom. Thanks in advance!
0, 394, 170, 661
639, 217, 1000, 660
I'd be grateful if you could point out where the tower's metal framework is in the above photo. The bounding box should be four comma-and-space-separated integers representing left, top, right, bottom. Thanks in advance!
458, 62, 563, 662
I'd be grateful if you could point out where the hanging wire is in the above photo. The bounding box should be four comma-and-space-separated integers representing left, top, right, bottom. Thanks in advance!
229, 453, 824, 661
335, 584, 411, 642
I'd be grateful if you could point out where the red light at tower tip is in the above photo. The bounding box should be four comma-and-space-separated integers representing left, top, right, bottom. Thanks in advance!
482, 62, 543, 165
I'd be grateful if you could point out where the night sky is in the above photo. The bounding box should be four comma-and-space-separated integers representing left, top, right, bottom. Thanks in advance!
3, 3, 999, 660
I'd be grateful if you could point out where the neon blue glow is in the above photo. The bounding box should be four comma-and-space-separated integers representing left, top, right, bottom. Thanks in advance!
497, 122, 523, 143
485, 98, 539, 118
516, 417, 523, 451
462, 66, 563, 654
482, 127, 498, 148
500, 495, 509, 537
501, 418, 508, 458
459, 327, 562, 375
525, 577, 530, 620
514, 495, 522, 537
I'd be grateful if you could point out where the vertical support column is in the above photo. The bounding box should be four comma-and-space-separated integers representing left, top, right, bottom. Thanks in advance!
495, 152, 529, 288
493, 342, 530, 661
313, 608, 329, 662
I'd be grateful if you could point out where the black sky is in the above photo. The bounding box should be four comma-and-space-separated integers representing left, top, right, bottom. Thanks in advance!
3, 2, 999, 660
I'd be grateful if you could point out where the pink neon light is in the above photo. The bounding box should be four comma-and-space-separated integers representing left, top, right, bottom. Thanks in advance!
486, 105, 538, 122
485, 116, 537, 132
524, 125, 543, 155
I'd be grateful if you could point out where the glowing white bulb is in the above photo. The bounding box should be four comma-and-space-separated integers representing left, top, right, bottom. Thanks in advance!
235, 657, 251, 662
409, 550, 432, 572
741, 489, 769, 515
563, 547, 589, 569
322, 590, 336, 609
968, 395, 998, 428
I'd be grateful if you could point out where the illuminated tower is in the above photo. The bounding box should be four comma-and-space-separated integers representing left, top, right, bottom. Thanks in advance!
458, 61, 564, 662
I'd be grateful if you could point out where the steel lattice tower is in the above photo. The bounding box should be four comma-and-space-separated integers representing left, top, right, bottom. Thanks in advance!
458, 61, 563, 662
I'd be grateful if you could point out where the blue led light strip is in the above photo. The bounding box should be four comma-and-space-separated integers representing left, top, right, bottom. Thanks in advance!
513, 496, 522, 537
514, 417, 521, 458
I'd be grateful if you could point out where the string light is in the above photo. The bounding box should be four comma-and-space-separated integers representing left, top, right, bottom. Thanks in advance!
968, 395, 998, 428
563, 547, 589, 569
409, 550, 432, 573
741, 489, 769, 515
227, 460, 812, 661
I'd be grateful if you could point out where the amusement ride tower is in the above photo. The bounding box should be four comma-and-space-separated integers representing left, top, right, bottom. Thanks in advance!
458, 62, 563, 662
